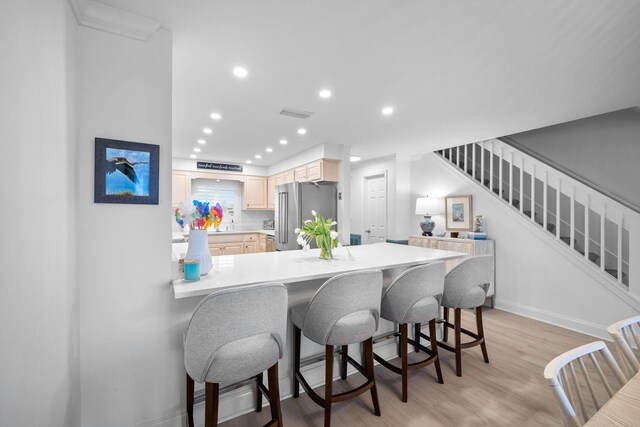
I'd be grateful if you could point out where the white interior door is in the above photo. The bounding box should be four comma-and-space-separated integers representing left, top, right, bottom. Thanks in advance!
364, 174, 387, 244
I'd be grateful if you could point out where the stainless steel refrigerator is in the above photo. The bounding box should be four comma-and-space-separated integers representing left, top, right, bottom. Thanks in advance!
275, 182, 338, 251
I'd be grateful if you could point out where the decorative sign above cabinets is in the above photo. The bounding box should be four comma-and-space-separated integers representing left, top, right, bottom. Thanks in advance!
196, 161, 243, 172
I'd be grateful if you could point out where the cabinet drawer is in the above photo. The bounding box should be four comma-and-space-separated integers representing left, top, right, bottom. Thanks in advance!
244, 234, 258, 242
208, 234, 244, 244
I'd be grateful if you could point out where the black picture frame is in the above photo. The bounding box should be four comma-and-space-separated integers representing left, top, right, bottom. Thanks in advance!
94, 137, 160, 205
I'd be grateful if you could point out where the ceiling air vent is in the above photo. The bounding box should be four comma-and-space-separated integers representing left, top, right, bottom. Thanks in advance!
280, 108, 314, 119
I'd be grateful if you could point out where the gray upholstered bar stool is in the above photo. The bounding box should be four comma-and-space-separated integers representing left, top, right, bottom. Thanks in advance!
373, 262, 445, 402
291, 270, 383, 427
418, 255, 493, 377
184, 283, 288, 427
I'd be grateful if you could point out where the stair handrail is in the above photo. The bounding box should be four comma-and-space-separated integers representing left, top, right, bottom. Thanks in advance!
498, 136, 640, 215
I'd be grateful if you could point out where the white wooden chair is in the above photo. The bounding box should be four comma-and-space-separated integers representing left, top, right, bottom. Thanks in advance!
607, 315, 640, 379
543, 341, 627, 427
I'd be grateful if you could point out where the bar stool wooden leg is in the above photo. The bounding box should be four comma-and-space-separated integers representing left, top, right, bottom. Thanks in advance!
454, 308, 462, 377
476, 306, 490, 363
414, 323, 421, 353
340, 345, 348, 380
400, 323, 408, 402
267, 363, 282, 426
429, 319, 444, 384
443, 307, 450, 342
364, 338, 381, 416
293, 326, 301, 398
256, 372, 264, 412
204, 382, 219, 427
324, 345, 334, 427
186, 373, 195, 427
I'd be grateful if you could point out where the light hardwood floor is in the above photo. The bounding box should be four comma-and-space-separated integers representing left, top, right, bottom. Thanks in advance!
222, 308, 612, 427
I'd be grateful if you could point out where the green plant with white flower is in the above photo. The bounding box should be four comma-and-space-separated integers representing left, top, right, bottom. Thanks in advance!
295, 210, 342, 259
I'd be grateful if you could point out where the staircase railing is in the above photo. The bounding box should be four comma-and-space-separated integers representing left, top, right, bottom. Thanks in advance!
435, 139, 640, 299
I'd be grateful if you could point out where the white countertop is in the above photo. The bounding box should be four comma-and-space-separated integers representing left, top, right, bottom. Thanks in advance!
182, 229, 275, 236
172, 242, 467, 299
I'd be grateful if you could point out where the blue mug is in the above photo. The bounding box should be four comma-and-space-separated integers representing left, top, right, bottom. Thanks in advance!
184, 260, 201, 281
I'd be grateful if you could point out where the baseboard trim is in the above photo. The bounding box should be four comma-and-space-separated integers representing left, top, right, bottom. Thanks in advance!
494, 299, 610, 340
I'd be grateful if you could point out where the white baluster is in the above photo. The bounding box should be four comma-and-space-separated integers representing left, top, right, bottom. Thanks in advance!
585, 195, 590, 260
472, 143, 477, 181
448, 147, 452, 163
570, 186, 575, 249
520, 158, 524, 214
464, 144, 468, 173
457, 145, 460, 167
531, 164, 536, 223
481, 141, 486, 187
509, 152, 514, 207
601, 204, 606, 272
618, 213, 624, 285
543, 171, 548, 231
499, 147, 504, 200
490, 142, 494, 192
556, 178, 562, 240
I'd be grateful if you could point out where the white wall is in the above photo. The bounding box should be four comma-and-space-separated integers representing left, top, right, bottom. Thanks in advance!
0, 1, 79, 426
76, 27, 184, 427
412, 153, 639, 338
510, 109, 640, 209
350, 155, 413, 242
173, 157, 269, 176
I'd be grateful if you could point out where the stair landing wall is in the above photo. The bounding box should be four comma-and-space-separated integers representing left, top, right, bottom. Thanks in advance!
411, 152, 639, 339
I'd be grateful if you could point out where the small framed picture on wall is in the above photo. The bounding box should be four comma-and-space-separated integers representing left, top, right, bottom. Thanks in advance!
94, 137, 160, 205
445, 195, 472, 231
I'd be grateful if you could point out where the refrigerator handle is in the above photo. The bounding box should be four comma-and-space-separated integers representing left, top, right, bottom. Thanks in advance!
278, 192, 283, 244
282, 192, 288, 244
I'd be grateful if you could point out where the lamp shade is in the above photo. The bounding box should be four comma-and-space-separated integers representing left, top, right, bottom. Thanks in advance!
415, 197, 442, 215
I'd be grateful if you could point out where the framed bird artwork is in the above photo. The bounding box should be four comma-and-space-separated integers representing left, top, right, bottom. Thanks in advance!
94, 138, 160, 204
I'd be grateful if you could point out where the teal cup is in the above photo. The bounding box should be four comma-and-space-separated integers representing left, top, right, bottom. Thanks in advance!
184, 260, 201, 281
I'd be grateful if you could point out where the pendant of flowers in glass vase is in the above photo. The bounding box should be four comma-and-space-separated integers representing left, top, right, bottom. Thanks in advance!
295, 210, 342, 259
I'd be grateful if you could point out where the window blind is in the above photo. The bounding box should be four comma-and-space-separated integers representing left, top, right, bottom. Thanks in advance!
192, 179, 238, 223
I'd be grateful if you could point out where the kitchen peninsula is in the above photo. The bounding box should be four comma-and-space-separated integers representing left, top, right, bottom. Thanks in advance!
172, 242, 466, 299
171, 243, 467, 422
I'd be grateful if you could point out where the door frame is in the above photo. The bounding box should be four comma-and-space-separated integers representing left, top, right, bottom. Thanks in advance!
362, 171, 388, 244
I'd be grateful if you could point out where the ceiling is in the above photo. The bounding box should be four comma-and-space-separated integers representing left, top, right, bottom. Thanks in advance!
97, 0, 640, 166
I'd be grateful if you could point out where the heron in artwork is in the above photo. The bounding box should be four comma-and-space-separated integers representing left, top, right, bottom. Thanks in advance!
106, 157, 147, 184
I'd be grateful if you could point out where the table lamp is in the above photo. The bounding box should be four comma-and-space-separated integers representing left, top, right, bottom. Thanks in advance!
415, 197, 442, 236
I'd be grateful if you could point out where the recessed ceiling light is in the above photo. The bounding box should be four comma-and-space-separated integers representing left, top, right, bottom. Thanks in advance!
216, 179, 220, 182
297, 128, 307, 135
246, 160, 252, 164
382, 106, 394, 116
350, 156, 361, 162
279, 139, 288, 145
233, 67, 248, 78
203, 128, 213, 134
197, 139, 206, 145
193, 148, 201, 153
266, 147, 273, 153
319, 89, 332, 99
255, 154, 262, 159
210, 112, 222, 120
190, 154, 197, 159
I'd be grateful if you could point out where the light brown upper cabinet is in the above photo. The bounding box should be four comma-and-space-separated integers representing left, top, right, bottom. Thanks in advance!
283, 170, 295, 184
172, 172, 190, 207
298, 160, 339, 182
295, 166, 308, 182
243, 177, 268, 210
267, 176, 276, 210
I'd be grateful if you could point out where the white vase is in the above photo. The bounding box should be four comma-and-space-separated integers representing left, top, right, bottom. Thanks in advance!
185, 229, 212, 275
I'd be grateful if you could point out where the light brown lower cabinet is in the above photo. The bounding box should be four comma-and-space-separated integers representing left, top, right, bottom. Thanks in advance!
207, 233, 269, 256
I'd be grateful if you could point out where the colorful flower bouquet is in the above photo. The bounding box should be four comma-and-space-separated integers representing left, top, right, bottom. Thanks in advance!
295, 210, 342, 259
175, 200, 223, 230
